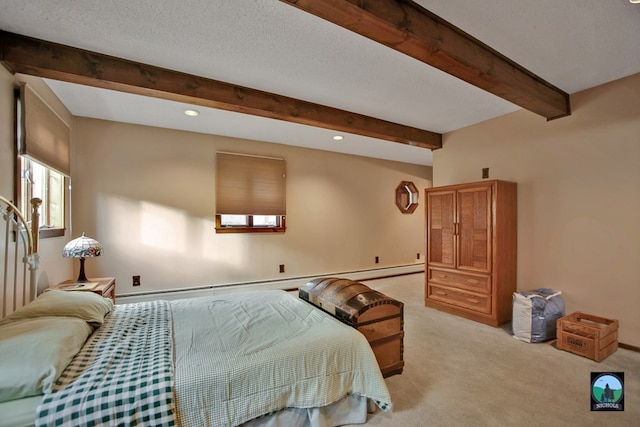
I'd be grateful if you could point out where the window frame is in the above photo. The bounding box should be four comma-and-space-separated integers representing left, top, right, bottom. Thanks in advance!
215, 214, 286, 234
16, 156, 67, 238
14, 84, 68, 239
215, 152, 286, 234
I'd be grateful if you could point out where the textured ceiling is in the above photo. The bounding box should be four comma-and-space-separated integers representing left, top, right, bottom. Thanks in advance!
1, 0, 639, 165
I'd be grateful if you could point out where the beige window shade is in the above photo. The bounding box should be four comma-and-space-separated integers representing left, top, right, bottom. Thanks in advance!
18, 83, 71, 176
216, 152, 286, 215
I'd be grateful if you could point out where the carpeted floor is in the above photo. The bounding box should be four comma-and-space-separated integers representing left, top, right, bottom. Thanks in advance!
347, 273, 639, 427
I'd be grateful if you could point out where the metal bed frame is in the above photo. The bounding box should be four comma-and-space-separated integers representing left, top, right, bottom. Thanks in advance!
0, 195, 41, 319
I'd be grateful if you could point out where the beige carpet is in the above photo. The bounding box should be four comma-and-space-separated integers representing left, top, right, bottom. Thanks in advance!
345, 273, 640, 427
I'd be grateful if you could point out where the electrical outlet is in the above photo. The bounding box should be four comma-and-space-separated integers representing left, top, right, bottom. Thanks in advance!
279, 264, 285, 273
375, 256, 379, 264
132, 275, 141, 286
417, 253, 420, 260
482, 167, 489, 179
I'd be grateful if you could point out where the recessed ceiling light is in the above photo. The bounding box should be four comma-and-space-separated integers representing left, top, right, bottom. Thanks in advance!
184, 109, 200, 117
332, 135, 344, 140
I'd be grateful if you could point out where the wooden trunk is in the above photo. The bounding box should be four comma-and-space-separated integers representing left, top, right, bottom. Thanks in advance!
299, 277, 404, 378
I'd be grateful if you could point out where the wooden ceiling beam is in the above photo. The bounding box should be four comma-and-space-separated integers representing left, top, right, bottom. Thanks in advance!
0, 30, 442, 150
281, 0, 571, 120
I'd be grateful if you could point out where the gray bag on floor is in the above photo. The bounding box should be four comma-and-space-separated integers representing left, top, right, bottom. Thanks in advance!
512, 288, 565, 343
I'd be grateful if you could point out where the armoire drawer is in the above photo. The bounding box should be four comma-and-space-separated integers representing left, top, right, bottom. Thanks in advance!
427, 268, 491, 294
427, 284, 492, 314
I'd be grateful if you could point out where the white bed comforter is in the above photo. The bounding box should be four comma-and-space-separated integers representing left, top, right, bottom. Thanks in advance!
170, 290, 391, 427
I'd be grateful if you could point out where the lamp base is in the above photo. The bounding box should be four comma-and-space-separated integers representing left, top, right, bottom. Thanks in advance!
76, 258, 89, 283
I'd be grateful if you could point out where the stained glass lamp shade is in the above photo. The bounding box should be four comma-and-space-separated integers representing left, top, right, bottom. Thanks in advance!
62, 232, 103, 283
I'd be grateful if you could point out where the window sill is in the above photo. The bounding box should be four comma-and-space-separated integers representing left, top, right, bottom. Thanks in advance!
215, 227, 286, 234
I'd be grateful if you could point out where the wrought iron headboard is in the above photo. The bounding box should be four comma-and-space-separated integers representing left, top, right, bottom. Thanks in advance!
1, 196, 41, 318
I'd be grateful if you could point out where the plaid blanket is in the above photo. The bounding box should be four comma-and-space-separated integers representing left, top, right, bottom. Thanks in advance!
35, 300, 177, 427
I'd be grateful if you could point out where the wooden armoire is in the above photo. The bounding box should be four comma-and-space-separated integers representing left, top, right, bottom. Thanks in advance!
424, 180, 517, 327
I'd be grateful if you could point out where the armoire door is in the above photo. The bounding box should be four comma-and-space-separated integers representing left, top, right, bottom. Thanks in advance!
426, 189, 456, 269
456, 185, 492, 273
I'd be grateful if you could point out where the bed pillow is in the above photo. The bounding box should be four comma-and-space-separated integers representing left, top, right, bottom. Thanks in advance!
3, 290, 113, 327
0, 316, 93, 402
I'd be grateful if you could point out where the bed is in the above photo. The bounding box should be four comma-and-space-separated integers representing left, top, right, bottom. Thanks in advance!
0, 196, 391, 427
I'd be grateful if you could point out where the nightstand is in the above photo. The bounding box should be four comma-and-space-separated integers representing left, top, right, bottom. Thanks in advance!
51, 277, 116, 302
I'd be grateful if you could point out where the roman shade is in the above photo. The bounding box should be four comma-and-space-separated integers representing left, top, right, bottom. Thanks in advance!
18, 83, 71, 176
216, 152, 286, 215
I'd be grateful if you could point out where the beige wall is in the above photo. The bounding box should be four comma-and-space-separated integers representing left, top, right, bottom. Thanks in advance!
6, 61, 635, 347
72, 118, 431, 294
1, 64, 431, 304
0, 67, 73, 294
433, 73, 640, 346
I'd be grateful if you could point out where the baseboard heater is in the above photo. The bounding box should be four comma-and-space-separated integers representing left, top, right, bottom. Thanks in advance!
116, 263, 424, 304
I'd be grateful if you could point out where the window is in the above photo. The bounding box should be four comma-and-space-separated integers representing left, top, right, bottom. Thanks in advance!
395, 181, 419, 214
216, 214, 286, 232
15, 83, 70, 238
19, 157, 66, 236
215, 152, 286, 233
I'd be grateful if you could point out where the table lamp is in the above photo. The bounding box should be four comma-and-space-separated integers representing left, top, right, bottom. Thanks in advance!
62, 232, 103, 283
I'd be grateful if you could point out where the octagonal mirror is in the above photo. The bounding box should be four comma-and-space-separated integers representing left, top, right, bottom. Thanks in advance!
395, 181, 419, 214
